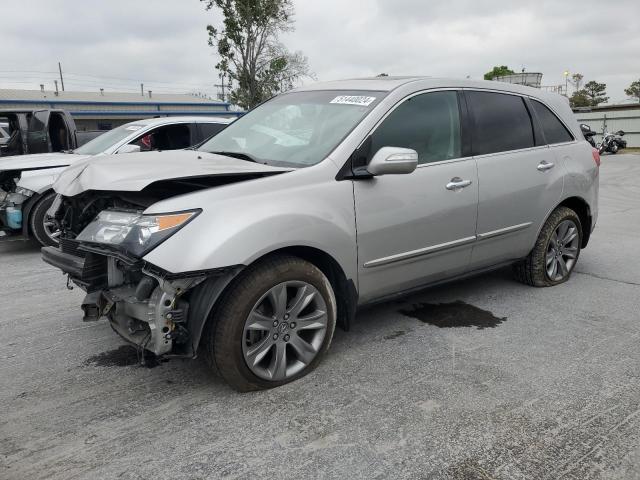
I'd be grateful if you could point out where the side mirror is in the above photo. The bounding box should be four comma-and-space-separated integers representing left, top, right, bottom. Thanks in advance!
580, 124, 592, 133
117, 144, 141, 154
366, 147, 418, 176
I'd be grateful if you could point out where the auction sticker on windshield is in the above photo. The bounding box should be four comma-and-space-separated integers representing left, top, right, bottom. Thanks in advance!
330, 96, 376, 106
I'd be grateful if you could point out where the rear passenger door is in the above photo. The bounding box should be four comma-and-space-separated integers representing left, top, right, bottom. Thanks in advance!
466, 90, 564, 269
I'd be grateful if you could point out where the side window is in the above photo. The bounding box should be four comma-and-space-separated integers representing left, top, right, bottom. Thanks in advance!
531, 100, 574, 144
368, 91, 461, 165
130, 123, 193, 151
467, 91, 534, 155
198, 122, 227, 142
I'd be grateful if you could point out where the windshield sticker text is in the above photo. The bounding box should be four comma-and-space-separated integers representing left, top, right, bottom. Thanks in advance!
330, 96, 376, 106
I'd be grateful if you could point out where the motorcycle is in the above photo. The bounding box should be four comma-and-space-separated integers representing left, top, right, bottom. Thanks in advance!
580, 124, 597, 148
598, 129, 626, 155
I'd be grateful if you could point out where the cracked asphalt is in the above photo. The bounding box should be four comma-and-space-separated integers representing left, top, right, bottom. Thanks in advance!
1, 153, 640, 479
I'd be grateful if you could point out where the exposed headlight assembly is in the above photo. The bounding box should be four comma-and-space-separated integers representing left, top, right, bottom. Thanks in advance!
76, 209, 201, 257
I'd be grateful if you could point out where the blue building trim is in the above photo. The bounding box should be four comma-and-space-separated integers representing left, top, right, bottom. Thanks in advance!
69, 110, 244, 117
0, 98, 230, 108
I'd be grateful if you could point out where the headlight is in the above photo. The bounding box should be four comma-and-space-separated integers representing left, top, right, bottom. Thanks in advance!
76, 209, 200, 257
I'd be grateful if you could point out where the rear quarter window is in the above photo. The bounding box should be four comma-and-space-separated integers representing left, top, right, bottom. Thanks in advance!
531, 100, 574, 144
467, 91, 534, 155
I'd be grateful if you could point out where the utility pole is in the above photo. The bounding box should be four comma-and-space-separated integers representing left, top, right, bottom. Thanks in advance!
58, 62, 65, 92
214, 73, 228, 102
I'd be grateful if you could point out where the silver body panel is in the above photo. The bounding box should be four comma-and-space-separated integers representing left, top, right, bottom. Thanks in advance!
54, 77, 599, 307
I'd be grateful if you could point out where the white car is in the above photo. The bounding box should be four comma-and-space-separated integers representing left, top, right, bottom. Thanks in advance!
0, 116, 234, 246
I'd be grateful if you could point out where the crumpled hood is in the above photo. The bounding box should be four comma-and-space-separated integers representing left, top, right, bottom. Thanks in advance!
54, 150, 294, 196
0, 152, 90, 172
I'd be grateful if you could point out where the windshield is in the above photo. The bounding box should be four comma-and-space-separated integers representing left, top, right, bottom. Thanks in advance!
74, 123, 146, 155
198, 90, 384, 167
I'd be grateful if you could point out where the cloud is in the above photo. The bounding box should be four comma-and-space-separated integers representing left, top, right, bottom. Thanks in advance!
0, 0, 637, 102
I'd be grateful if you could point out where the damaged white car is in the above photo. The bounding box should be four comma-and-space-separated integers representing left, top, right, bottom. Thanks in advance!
0, 116, 233, 246
43, 77, 598, 391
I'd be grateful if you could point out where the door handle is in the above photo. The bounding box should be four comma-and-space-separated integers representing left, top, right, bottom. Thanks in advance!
446, 177, 473, 191
537, 161, 555, 171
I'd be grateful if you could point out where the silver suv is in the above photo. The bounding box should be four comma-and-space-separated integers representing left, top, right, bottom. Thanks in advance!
43, 77, 599, 391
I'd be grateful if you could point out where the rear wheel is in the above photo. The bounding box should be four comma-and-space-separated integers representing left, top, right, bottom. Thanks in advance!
610, 142, 619, 154
513, 206, 582, 287
29, 192, 60, 247
203, 255, 337, 391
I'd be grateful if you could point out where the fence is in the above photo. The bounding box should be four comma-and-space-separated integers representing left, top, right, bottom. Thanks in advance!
574, 106, 640, 148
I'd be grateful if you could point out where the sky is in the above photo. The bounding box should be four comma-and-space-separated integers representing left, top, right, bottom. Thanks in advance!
1, 0, 638, 104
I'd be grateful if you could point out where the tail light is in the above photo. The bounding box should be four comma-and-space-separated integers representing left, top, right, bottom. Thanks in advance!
592, 148, 600, 167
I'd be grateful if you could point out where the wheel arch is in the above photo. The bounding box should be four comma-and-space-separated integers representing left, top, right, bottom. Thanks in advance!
557, 196, 592, 248
188, 245, 358, 358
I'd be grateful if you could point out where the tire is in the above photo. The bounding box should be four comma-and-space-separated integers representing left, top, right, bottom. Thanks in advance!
513, 206, 582, 287
610, 143, 618, 154
202, 255, 337, 391
29, 192, 59, 247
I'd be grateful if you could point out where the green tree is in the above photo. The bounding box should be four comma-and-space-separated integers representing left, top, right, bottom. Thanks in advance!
484, 65, 515, 81
202, 0, 312, 110
583, 80, 609, 106
625, 79, 640, 103
569, 90, 591, 108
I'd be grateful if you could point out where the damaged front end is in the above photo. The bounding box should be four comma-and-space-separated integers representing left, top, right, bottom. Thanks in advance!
0, 170, 34, 233
42, 191, 241, 358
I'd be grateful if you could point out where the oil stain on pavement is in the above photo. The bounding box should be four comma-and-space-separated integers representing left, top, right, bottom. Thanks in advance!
399, 300, 506, 330
84, 345, 163, 368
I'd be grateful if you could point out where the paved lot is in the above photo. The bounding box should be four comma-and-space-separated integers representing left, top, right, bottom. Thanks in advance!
2, 154, 640, 480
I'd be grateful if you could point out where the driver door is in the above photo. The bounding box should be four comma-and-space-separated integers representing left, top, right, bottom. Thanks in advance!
26, 110, 51, 154
353, 90, 479, 303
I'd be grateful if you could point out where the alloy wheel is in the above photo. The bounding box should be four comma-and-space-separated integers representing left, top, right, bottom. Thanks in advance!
242, 281, 328, 381
546, 219, 580, 282
42, 217, 61, 244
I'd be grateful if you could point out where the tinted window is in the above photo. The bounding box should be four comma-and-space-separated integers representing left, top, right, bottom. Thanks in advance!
368, 91, 461, 165
28, 110, 49, 132
198, 122, 227, 141
468, 91, 534, 155
131, 124, 193, 151
531, 100, 574, 144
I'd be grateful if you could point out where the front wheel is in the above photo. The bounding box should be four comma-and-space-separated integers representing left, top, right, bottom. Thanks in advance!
203, 255, 337, 391
29, 192, 61, 247
513, 206, 582, 287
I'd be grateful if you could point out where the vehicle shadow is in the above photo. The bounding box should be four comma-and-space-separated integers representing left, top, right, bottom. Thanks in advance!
90, 266, 516, 396
0, 237, 41, 255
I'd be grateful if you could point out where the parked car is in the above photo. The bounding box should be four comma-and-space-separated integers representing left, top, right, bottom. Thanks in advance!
0, 108, 103, 158
43, 77, 599, 391
0, 116, 233, 246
